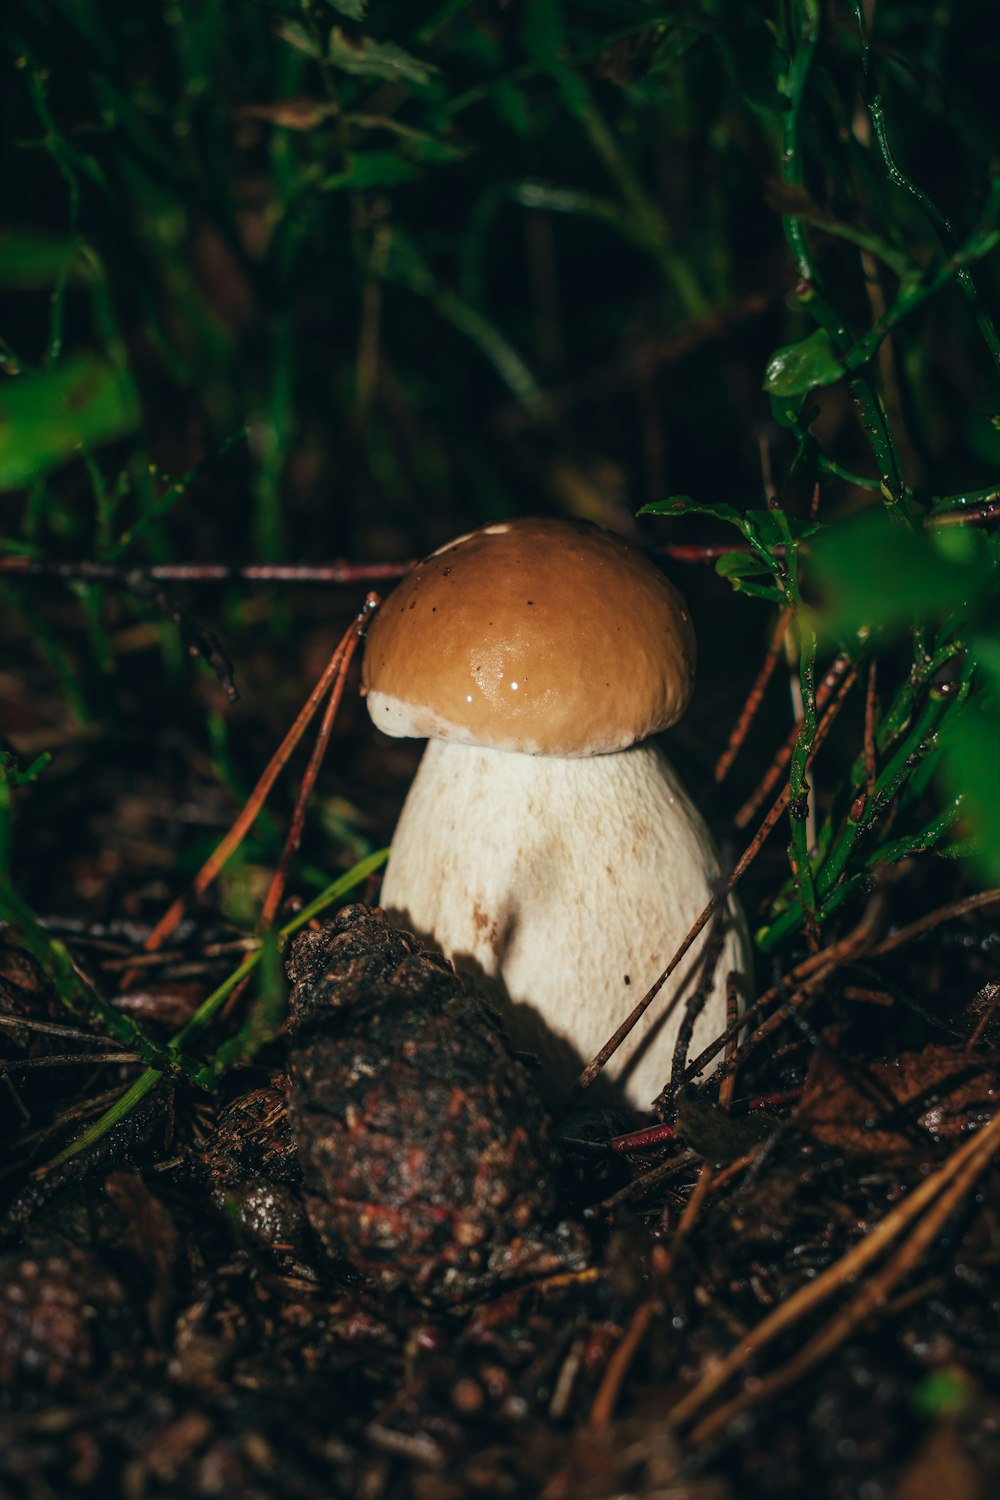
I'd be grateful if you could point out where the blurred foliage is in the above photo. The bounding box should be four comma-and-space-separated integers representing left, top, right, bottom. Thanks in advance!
2, 0, 1000, 968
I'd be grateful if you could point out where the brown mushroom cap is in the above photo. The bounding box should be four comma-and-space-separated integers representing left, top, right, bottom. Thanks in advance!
362, 518, 695, 757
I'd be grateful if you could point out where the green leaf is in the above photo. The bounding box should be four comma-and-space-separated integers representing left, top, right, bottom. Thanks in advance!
0, 355, 140, 492
956, 226, 1000, 265
715, 550, 769, 579
322, 0, 366, 18
939, 699, 1000, 881
810, 509, 995, 638
491, 81, 534, 137
0, 236, 92, 288
326, 27, 438, 85
275, 20, 323, 60
322, 152, 420, 192
1, 748, 52, 791
763, 328, 844, 397
640, 495, 744, 526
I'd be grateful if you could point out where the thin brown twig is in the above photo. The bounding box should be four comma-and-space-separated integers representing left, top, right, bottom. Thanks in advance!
587, 1299, 656, 1430
678, 893, 884, 1092
717, 972, 741, 1112
0, 1052, 141, 1070
0, 1015, 126, 1044
969, 981, 1000, 1048
870, 888, 1000, 957
656, 543, 785, 563
572, 665, 858, 1095
131, 629, 367, 969
715, 608, 792, 783
674, 1161, 714, 1243
0, 557, 411, 586
865, 658, 878, 800
684, 1107, 1000, 1444
706, 1148, 765, 1196
259, 595, 378, 929
926, 499, 1000, 527
600, 1151, 700, 1211
669, 1106, 1000, 1436
734, 654, 852, 828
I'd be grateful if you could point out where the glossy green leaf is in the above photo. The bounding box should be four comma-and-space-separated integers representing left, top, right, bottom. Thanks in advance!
763, 328, 843, 397
715, 550, 770, 579
810, 509, 995, 638
939, 699, 1000, 881
326, 27, 438, 85
0, 355, 140, 492
640, 495, 744, 526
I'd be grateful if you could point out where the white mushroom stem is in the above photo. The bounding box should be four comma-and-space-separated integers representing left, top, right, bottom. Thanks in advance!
379, 738, 747, 1110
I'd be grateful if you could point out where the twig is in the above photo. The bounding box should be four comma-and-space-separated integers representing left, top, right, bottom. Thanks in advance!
735, 654, 852, 828
969, 981, 1000, 1048
134, 611, 376, 966
0, 557, 412, 587
0, 880, 201, 1082
0, 1053, 140, 1070
573, 664, 857, 1095
600, 1151, 699, 1211
120, 570, 239, 701
259, 595, 378, 928
865, 658, 878, 800
670, 1105, 1000, 1436
929, 499, 1000, 528
717, 972, 741, 1112
39, 847, 388, 1172
684, 1107, 1000, 1444
715, 608, 792, 783
871, 888, 1000, 957
607, 1084, 800, 1155
0, 1015, 129, 1044
673, 895, 884, 1104
588, 1300, 656, 1429
610, 1120, 676, 1153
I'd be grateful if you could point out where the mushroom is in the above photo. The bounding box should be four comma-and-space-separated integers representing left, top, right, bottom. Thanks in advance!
361, 517, 747, 1110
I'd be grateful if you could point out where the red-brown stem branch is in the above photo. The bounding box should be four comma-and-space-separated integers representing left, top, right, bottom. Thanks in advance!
134, 615, 374, 966
734, 653, 852, 828
258, 597, 376, 929
865, 658, 878, 801
0, 557, 412, 586
572, 665, 858, 1096
715, 608, 792, 783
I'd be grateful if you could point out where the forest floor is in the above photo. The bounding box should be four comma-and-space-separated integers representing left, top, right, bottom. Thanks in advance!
2, 561, 1000, 1500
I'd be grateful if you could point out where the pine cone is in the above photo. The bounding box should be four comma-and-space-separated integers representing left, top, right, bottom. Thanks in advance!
285, 905, 589, 1306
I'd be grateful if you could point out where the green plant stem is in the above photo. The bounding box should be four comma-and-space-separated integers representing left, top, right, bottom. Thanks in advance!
867, 96, 1000, 377
0, 876, 197, 1079
779, 0, 913, 525
43, 848, 388, 1170
757, 671, 966, 950
786, 607, 820, 933
765, 799, 964, 938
